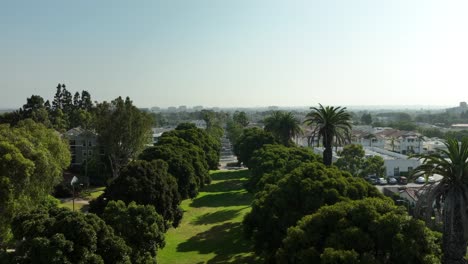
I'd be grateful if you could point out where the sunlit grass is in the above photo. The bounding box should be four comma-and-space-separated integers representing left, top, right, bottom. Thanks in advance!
157, 170, 262, 264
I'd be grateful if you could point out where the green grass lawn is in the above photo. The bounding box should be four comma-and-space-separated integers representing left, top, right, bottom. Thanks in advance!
58, 186, 105, 213
157, 170, 262, 264
58, 200, 88, 212
80, 186, 106, 200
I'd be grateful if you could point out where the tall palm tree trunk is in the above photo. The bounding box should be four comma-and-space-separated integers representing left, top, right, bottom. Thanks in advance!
443, 190, 468, 264
323, 136, 333, 166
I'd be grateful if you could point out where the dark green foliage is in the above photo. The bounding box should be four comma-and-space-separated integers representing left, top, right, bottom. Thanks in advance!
102, 201, 166, 264
246, 144, 319, 192
139, 136, 210, 199
412, 138, 468, 264
276, 198, 442, 264
335, 144, 365, 177
243, 162, 382, 260
264, 111, 302, 146
89, 160, 182, 228
11, 207, 131, 264
94, 96, 153, 179
304, 105, 352, 166
0, 84, 95, 131
158, 123, 221, 170
361, 113, 372, 125
234, 127, 276, 167
233, 111, 250, 127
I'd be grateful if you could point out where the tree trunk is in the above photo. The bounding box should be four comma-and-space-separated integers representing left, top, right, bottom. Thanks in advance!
443, 191, 468, 264
323, 135, 333, 166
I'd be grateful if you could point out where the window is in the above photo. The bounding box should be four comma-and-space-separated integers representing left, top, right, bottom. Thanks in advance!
408, 167, 413, 173
88, 141, 92, 147
82, 150, 87, 156
88, 150, 93, 155
394, 167, 400, 176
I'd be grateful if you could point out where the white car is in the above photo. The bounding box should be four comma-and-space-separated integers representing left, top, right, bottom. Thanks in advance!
378, 178, 387, 185
415, 176, 426, 184
428, 176, 436, 183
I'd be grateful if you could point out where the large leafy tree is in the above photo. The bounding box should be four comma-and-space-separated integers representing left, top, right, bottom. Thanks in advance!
102, 201, 166, 264
0, 120, 70, 246
264, 111, 302, 147
277, 198, 441, 264
11, 207, 131, 264
234, 127, 276, 167
233, 111, 250, 127
412, 138, 468, 264
243, 162, 382, 261
89, 160, 183, 228
304, 104, 352, 166
246, 144, 319, 192
139, 135, 210, 199
335, 144, 365, 177
95, 96, 153, 180
163, 123, 221, 170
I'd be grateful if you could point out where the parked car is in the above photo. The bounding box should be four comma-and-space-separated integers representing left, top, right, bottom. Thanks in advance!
415, 176, 426, 184
387, 177, 398, 185
428, 176, 436, 183
398, 176, 408, 185
378, 178, 387, 185
365, 176, 378, 185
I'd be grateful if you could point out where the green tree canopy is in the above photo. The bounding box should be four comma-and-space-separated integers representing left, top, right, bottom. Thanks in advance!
243, 162, 382, 261
102, 201, 166, 264
95, 96, 153, 180
264, 111, 302, 147
412, 138, 468, 264
335, 144, 366, 177
89, 160, 182, 228
304, 104, 352, 166
0, 120, 70, 246
233, 111, 250, 127
361, 155, 386, 178
11, 207, 131, 264
360, 113, 373, 125
139, 136, 210, 199
162, 123, 221, 170
277, 198, 441, 264
233, 127, 277, 167
246, 144, 320, 192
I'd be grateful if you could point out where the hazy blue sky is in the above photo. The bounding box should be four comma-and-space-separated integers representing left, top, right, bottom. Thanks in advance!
1, 0, 467, 108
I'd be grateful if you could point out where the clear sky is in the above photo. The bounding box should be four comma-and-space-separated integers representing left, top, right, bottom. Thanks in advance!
1, 0, 467, 108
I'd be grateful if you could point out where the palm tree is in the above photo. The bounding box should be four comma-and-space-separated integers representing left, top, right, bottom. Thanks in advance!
303, 104, 352, 166
412, 138, 468, 264
264, 111, 302, 147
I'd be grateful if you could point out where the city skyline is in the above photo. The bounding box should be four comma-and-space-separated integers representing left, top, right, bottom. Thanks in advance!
2, 0, 468, 108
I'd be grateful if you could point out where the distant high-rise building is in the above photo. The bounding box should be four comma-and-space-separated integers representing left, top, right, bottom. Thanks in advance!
167, 106, 177, 112
193, 105, 203, 111
178, 105, 187, 111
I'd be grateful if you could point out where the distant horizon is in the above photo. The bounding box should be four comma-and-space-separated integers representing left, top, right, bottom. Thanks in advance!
0, 103, 456, 112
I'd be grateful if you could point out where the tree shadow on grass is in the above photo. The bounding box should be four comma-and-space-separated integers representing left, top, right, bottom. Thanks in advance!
177, 222, 261, 264
192, 209, 241, 225
190, 192, 253, 208
211, 170, 251, 181
202, 179, 246, 193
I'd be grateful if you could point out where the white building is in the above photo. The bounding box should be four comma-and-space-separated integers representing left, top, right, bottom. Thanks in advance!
313, 146, 421, 177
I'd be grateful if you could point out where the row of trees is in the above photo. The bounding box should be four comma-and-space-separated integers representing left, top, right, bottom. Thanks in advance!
226, 105, 447, 263
0, 84, 94, 131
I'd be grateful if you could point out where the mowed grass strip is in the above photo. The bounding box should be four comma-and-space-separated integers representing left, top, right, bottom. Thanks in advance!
157, 170, 262, 264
